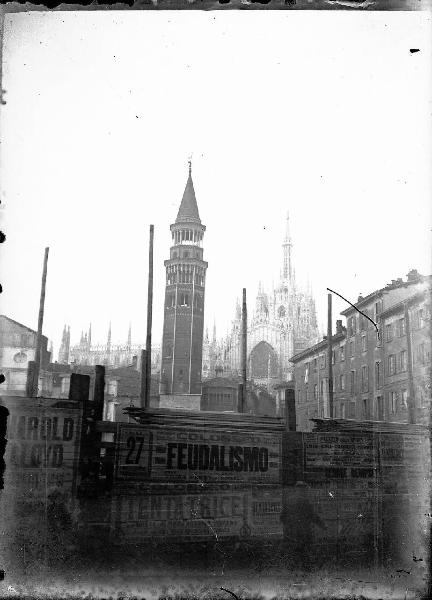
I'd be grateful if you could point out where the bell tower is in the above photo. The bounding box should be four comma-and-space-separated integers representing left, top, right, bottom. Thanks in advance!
160, 162, 208, 395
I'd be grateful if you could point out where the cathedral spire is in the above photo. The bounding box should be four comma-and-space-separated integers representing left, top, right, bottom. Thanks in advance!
284, 211, 291, 243
88, 323, 92, 350
107, 321, 112, 350
282, 211, 293, 283
127, 322, 131, 347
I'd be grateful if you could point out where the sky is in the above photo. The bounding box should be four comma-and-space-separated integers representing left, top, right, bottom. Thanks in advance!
1, 10, 431, 357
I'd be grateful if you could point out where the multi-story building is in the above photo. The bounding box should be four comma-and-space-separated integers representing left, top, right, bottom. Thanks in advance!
159, 162, 208, 396
380, 281, 431, 426
290, 270, 431, 430
219, 214, 319, 385
0, 315, 51, 395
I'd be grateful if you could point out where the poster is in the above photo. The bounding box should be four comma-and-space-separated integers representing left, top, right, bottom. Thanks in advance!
116, 424, 281, 484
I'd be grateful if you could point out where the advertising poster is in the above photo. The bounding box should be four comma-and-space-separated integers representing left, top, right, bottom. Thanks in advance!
113, 486, 283, 543
115, 424, 281, 484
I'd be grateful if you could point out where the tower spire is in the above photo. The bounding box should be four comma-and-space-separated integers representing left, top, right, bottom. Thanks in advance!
175, 163, 201, 224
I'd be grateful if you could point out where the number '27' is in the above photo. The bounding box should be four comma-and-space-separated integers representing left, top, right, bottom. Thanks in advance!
125, 436, 145, 465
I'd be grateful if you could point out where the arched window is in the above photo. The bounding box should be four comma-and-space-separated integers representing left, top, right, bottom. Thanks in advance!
278, 306, 286, 318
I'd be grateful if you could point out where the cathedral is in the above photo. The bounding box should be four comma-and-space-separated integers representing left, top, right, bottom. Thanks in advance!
59, 323, 161, 371
205, 215, 319, 385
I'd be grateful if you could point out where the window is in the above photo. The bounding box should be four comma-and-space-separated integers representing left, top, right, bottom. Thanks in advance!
320, 354, 326, 369
349, 341, 354, 357
340, 403, 346, 419
390, 391, 397, 414
360, 310, 368, 331
179, 293, 189, 307
340, 374, 345, 391
314, 384, 318, 401
297, 388, 301, 404
350, 370, 355, 394
418, 308, 424, 329
385, 323, 393, 342
313, 358, 317, 373
376, 326, 382, 347
388, 354, 396, 375
400, 350, 407, 372
331, 349, 336, 365
375, 361, 381, 388
361, 365, 369, 392
348, 316, 356, 337
417, 343, 425, 365
377, 396, 384, 421
397, 318, 406, 337
166, 293, 175, 308
374, 300, 382, 321
107, 380, 118, 397
361, 335, 367, 352
340, 345, 345, 361
61, 377, 70, 395
304, 363, 309, 383
362, 398, 370, 419
348, 401, 356, 418
401, 389, 408, 410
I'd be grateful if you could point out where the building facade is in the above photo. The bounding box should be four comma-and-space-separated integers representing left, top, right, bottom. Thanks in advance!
216, 215, 319, 384
290, 270, 431, 431
159, 163, 208, 395
0, 315, 51, 396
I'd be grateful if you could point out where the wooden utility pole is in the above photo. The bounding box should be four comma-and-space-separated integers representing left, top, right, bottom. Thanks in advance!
327, 292, 334, 418
30, 247, 49, 397
145, 225, 154, 408
240, 287, 247, 412
140, 349, 147, 408
285, 387, 296, 431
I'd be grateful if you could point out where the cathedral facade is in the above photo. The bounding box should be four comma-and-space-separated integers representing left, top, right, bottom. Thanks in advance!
208, 215, 319, 384
63, 323, 161, 372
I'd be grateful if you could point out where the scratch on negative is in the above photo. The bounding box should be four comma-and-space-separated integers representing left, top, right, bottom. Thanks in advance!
220, 587, 240, 600
327, 287, 380, 341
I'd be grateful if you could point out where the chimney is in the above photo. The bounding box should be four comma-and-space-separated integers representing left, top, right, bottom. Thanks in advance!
336, 319, 343, 334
